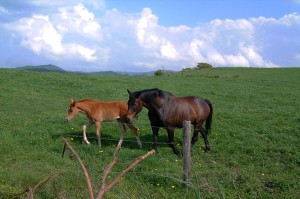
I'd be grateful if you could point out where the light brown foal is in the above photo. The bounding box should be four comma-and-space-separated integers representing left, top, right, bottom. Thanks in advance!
66, 99, 142, 148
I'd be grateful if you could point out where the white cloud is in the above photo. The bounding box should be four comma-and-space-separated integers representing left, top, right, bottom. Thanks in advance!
1, 2, 299, 71
10, 15, 63, 55
57, 3, 101, 39
210, 18, 254, 32
68, 43, 96, 61
279, 12, 300, 26
6, 8, 101, 63
240, 44, 277, 68
160, 40, 178, 59
135, 8, 184, 62
132, 9, 294, 69
223, 54, 249, 67
136, 8, 160, 48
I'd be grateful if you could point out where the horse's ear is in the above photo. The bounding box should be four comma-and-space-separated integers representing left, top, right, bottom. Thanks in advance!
70, 99, 76, 105
127, 89, 132, 97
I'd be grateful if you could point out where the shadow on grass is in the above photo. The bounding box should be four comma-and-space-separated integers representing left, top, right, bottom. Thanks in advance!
51, 130, 176, 152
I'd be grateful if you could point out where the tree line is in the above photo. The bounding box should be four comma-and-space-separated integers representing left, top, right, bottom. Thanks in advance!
154, 63, 213, 76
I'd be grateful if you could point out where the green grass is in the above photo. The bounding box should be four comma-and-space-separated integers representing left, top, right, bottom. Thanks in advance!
0, 68, 299, 198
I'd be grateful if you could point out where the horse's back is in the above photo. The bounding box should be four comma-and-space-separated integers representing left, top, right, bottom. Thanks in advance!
98, 100, 128, 118
79, 99, 128, 119
82, 99, 126, 108
173, 96, 211, 122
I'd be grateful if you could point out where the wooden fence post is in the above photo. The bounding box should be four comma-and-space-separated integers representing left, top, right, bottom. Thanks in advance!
183, 120, 192, 188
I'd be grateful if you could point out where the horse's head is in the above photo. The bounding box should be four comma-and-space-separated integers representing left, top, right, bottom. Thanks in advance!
66, 99, 79, 122
126, 89, 143, 122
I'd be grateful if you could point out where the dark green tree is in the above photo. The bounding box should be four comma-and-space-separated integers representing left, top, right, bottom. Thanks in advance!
195, 62, 213, 69
154, 70, 163, 76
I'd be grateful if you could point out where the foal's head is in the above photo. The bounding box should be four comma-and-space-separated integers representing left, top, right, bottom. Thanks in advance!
126, 89, 143, 122
66, 99, 79, 122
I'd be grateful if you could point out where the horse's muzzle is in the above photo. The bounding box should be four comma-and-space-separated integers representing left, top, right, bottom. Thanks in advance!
125, 116, 132, 123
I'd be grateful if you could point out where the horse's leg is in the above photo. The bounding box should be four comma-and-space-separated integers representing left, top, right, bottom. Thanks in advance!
191, 124, 200, 146
152, 126, 159, 153
95, 121, 102, 147
200, 127, 210, 153
193, 123, 210, 152
83, 120, 93, 145
167, 128, 182, 157
126, 121, 142, 148
117, 119, 126, 149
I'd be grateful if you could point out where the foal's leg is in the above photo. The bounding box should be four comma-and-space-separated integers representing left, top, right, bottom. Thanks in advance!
83, 120, 93, 145
167, 128, 182, 157
116, 119, 126, 149
126, 122, 142, 148
95, 121, 102, 147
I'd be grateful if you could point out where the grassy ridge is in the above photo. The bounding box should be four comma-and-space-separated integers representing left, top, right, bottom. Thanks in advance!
0, 68, 299, 198
16, 64, 66, 73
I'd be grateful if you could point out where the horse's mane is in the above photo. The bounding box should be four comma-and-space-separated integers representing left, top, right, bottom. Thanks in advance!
133, 88, 173, 101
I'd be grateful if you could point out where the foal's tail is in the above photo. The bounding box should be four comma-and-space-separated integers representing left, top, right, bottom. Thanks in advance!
204, 99, 213, 134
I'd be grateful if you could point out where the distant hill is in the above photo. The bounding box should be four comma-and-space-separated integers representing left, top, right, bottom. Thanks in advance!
117, 71, 156, 76
16, 64, 66, 73
91, 71, 124, 76
14, 65, 162, 76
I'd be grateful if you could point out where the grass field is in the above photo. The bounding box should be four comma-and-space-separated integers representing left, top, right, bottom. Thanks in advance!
0, 68, 299, 198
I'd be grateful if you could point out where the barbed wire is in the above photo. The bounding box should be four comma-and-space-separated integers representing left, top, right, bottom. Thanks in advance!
62, 133, 296, 164
66, 134, 172, 145
65, 120, 193, 149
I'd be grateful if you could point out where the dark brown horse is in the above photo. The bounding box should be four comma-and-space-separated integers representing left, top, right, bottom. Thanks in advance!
126, 88, 213, 157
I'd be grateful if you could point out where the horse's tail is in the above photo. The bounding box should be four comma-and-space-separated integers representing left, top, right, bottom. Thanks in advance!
204, 99, 213, 134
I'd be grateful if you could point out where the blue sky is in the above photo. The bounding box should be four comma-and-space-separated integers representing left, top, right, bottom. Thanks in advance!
0, 0, 300, 72
106, 0, 299, 26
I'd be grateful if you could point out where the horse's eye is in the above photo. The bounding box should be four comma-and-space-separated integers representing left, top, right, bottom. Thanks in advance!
132, 101, 138, 108
69, 109, 73, 113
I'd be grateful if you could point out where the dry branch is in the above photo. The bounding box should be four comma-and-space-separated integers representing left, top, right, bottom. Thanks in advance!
62, 138, 94, 199
62, 137, 155, 199
96, 149, 155, 199
28, 174, 55, 199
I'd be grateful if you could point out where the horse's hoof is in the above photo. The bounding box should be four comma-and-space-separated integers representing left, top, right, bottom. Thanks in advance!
84, 140, 91, 145
174, 150, 182, 158
137, 142, 142, 149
